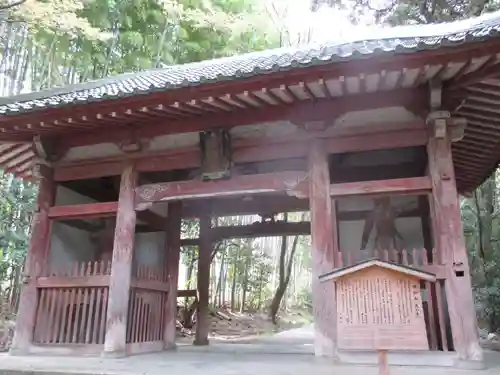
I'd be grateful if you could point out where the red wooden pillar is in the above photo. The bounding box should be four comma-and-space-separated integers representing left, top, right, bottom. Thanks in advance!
194, 215, 211, 346
164, 201, 182, 349
308, 141, 338, 357
11, 164, 55, 354
427, 130, 483, 367
103, 165, 137, 357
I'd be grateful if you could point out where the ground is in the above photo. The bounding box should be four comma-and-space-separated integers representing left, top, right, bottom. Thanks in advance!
177, 309, 311, 344
0, 349, 499, 375
1, 325, 499, 375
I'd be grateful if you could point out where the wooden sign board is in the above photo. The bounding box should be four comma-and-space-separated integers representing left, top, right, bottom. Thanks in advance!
319, 259, 436, 352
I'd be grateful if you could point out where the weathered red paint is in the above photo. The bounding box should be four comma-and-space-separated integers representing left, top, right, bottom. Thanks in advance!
308, 141, 337, 358
52, 124, 427, 182
10, 164, 55, 354
427, 132, 483, 365
48, 202, 118, 220
182, 195, 308, 218
103, 165, 138, 357
135, 171, 308, 208
163, 201, 182, 349
50, 88, 427, 149
1, 40, 498, 136
329, 177, 432, 198
194, 216, 211, 346
210, 221, 310, 239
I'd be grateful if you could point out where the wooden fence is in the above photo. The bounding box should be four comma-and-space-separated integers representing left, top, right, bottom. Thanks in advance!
126, 264, 169, 353
32, 261, 111, 345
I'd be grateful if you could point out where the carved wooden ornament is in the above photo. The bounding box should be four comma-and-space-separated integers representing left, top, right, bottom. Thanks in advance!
319, 259, 435, 351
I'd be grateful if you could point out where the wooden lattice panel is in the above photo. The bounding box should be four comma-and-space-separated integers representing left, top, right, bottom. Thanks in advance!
336, 267, 428, 351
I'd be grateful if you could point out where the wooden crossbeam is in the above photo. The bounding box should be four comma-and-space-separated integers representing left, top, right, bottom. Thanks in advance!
134, 171, 308, 210
211, 221, 310, 240
48, 202, 118, 220
329, 177, 432, 198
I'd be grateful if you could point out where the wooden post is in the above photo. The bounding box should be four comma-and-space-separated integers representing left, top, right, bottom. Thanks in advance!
378, 350, 389, 375
103, 165, 137, 357
164, 201, 182, 349
194, 215, 211, 346
427, 130, 483, 367
308, 141, 337, 357
10, 164, 55, 355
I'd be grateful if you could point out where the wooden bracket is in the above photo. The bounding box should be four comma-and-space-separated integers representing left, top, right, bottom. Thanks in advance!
118, 138, 150, 153
426, 111, 466, 142
199, 129, 232, 181
429, 79, 443, 110
34, 135, 61, 163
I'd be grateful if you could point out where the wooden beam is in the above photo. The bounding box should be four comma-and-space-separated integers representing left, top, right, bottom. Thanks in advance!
11, 164, 55, 354
164, 202, 182, 349
180, 238, 199, 247
135, 171, 308, 209
53, 122, 427, 181
103, 165, 137, 357
194, 215, 211, 346
329, 177, 431, 198
427, 128, 483, 365
182, 195, 308, 218
181, 195, 422, 220
211, 221, 310, 240
48, 202, 118, 220
446, 59, 500, 90
308, 141, 337, 357
51, 87, 427, 150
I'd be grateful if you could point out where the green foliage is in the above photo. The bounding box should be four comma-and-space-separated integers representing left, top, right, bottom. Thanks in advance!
462, 175, 500, 332
0, 0, 278, 310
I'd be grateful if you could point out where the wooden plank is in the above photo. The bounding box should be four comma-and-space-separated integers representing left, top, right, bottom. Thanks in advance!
51, 88, 427, 150
164, 202, 182, 349
36, 275, 110, 288
180, 238, 199, 247
103, 164, 138, 357
423, 250, 438, 350
427, 130, 483, 363
329, 177, 432, 198
210, 221, 310, 240
48, 202, 118, 220
53, 124, 427, 181
194, 216, 211, 346
131, 279, 169, 293
308, 141, 337, 357
177, 289, 197, 298
11, 164, 55, 353
135, 171, 308, 209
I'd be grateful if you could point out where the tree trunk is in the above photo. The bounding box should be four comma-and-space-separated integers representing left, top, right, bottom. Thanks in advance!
268, 218, 300, 324
186, 246, 195, 288
230, 244, 241, 311
240, 254, 250, 313
216, 250, 226, 307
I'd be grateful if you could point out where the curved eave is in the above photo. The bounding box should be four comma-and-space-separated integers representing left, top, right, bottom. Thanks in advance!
2, 14, 500, 189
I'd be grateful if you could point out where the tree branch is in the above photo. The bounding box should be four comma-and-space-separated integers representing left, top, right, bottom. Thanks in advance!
0, 0, 26, 11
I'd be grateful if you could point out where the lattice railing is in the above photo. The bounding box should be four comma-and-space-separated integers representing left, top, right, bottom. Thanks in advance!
127, 264, 168, 345
32, 261, 111, 345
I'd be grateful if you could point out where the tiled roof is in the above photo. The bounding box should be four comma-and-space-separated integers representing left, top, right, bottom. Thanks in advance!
2, 11, 500, 115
